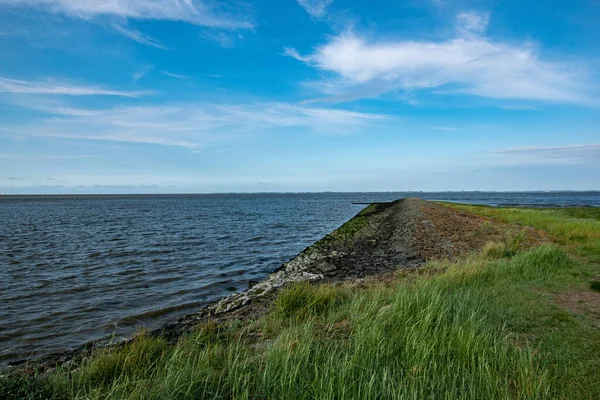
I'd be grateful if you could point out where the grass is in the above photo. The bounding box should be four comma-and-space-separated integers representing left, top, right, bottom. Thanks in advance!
3, 203, 599, 399
272, 281, 343, 319
309, 203, 378, 251
0, 375, 59, 400
444, 203, 600, 264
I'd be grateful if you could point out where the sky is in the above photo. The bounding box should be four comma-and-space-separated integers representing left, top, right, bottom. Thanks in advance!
0, 0, 599, 194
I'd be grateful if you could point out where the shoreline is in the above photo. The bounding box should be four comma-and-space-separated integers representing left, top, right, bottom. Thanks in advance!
4, 200, 392, 372
3, 198, 548, 375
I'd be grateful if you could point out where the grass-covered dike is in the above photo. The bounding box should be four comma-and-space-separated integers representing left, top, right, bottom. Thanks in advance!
2, 203, 599, 399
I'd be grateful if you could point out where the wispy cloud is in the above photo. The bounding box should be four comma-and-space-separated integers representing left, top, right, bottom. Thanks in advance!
133, 71, 147, 81
489, 144, 600, 165
499, 104, 538, 111
456, 11, 490, 37
434, 126, 459, 131
132, 66, 153, 81
285, 11, 594, 105
0, 153, 99, 160
161, 71, 188, 79
113, 24, 169, 49
492, 144, 600, 155
296, 0, 334, 18
1, 0, 254, 29
214, 103, 388, 128
0, 77, 149, 97
200, 30, 239, 48
4, 101, 392, 148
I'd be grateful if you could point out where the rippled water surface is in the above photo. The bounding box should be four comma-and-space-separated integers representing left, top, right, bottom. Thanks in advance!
1, 192, 599, 364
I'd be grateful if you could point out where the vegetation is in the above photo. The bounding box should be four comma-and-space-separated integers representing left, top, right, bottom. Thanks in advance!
2, 204, 599, 399
310, 203, 378, 250
0, 375, 58, 400
445, 203, 600, 263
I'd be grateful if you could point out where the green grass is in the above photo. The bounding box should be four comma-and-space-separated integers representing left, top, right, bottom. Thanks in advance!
444, 203, 600, 263
309, 203, 378, 251
562, 207, 600, 222
272, 281, 344, 319
0, 375, 60, 400
3, 203, 599, 399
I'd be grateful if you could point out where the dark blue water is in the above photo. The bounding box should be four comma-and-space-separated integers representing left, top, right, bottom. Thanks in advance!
1, 192, 599, 364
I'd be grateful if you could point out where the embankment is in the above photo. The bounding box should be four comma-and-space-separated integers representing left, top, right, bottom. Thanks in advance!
7, 198, 544, 374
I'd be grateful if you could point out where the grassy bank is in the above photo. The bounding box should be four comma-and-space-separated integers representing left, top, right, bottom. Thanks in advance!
3, 204, 599, 399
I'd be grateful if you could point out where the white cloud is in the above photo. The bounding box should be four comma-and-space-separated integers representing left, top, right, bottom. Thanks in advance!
492, 143, 600, 155
456, 11, 489, 36
0, 77, 149, 97
132, 65, 153, 81
200, 30, 237, 48
285, 12, 593, 105
214, 103, 388, 127
489, 144, 600, 165
434, 126, 459, 131
499, 104, 538, 110
4, 101, 391, 148
0, 153, 98, 160
113, 24, 168, 49
133, 70, 147, 80
1, 0, 253, 29
283, 47, 312, 63
297, 0, 334, 18
161, 71, 188, 79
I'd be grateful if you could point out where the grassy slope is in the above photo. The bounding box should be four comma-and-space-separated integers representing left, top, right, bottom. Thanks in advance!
3, 205, 600, 399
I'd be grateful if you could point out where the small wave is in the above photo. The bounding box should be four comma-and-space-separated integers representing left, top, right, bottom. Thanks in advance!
148, 249, 172, 255
115, 267, 144, 276
246, 235, 266, 243
269, 223, 287, 229
109, 249, 143, 258
217, 268, 248, 278
33, 280, 51, 289
146, 276, 180, 284
114, 302, 203, 326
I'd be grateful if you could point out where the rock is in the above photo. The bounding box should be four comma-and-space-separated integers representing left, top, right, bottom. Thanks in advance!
317, 262, 337, 273
62, 360, 75, 370
37, 368, 55, 380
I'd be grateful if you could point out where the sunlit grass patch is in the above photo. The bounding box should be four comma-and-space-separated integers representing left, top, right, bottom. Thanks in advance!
273, 281, 345, 319
444, 203, 600, 260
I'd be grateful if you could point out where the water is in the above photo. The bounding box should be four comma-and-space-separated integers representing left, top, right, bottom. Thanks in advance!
1, 192, 599, 365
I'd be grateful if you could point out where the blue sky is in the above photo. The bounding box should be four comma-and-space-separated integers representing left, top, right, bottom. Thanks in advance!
0, 0, 599, 193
